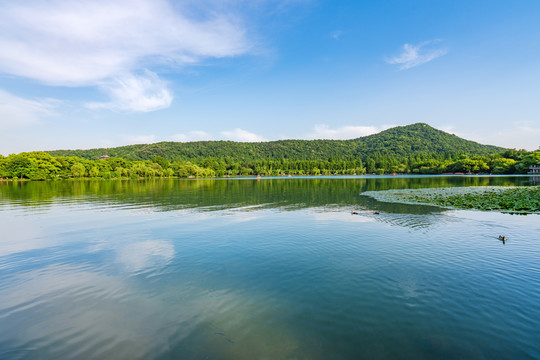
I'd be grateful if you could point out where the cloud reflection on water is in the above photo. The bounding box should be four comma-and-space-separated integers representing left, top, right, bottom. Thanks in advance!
117, 240, 175, 274
0, 262, 323, 359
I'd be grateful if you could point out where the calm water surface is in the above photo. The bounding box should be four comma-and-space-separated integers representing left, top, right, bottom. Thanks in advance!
0, 176, 539, 359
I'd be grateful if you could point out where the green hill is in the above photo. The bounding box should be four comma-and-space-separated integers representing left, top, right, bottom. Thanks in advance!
47, 123, 504, 161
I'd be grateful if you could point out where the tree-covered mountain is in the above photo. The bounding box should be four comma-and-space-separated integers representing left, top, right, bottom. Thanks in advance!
3, 123, 538, 180
47, 123, 504, 162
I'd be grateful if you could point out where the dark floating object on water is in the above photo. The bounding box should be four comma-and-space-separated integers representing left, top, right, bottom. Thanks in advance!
374, 211, 380, 215
351, 211, 359, 215
498, 235, 507, 243
214, 332, 235, 344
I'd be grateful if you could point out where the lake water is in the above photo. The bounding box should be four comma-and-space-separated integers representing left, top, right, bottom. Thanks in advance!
1, 176, 539, 359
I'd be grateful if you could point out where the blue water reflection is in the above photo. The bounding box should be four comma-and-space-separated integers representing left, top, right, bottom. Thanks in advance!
0, 177, 539, 359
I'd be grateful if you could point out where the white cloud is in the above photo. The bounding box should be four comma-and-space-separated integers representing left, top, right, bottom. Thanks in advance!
119, 129, 265, 145
306, 124, 389, 140
0, 0, 249, 85
86, 71, 172, 112
472, 125, 540, 151
171, 130, 213, 142
386, 40, 447, 70
0, 0, 251, 112
435, 122, 539, 151
0, 89, 57, 128
220, 128, 266, 142
120, 134, 157, 144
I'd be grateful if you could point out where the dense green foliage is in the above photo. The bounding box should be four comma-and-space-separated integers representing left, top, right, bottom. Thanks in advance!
1, 123, 538, 180
0, 152, 176, 180
48, 123, 503, 161
1, 148, 538, 180
363, 187, 540, 213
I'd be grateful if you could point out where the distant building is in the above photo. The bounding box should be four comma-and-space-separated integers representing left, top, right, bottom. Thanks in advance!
528, 162, 540, 174
98, 155, 110, 160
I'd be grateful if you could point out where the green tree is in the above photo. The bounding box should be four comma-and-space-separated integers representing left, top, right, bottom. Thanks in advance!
5, 156, 33, 179
152, 156, 170, 169
366, 158, 376, 173
89, 166, 100, 177
516, 151, 540, 173
491, 158, 516, 174
71, 163, 86, 177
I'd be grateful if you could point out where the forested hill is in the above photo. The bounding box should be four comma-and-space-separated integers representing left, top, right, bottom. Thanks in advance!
47, 123, 504, 161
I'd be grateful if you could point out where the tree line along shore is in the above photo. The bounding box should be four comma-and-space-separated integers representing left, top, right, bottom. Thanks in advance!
1, 149, 539, 181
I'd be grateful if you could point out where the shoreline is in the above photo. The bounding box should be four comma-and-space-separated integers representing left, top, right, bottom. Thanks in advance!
2, 173, 538, 182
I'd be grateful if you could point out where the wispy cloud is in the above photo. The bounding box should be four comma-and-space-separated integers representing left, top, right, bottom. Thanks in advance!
479, 124, 540, 151
120, 128, 266, 144
386, 40, 447, 70
86, 71, 172, 112
306, 124, 391, 140
120, 134, 157, 144
424, 122, 539, 151
0, 90, 57, 128
221, 128, 266, 142
330, 30, 343, 40
169, 124, 391, 143
0, 0, 251, 112
171, 131, 213, 142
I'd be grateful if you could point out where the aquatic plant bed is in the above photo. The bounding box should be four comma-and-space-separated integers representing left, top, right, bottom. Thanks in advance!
361, 186, 540, 213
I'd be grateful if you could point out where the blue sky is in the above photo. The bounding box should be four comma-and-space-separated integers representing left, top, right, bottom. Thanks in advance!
1, 0, 539, 154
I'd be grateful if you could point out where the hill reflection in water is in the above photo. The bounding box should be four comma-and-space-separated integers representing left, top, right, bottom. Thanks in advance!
1, 176, 533, 233
0, 175, 531, 213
